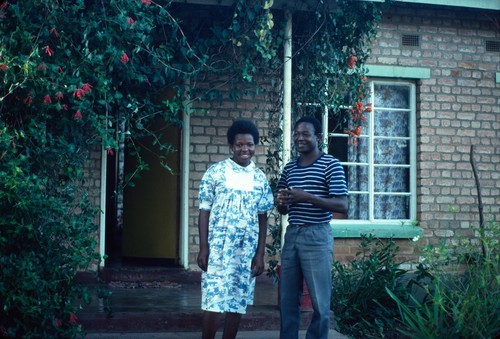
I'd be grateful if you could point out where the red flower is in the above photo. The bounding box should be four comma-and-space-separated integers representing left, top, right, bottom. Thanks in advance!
69, 313, 78, 324
54, 91, 64, 101
61, 104, 68, 111
81, 83, 93, 94
140, 0, 151, 6
73, 88, 85, 99
107, 147, 114, 156
37, 63, 48, 71
0, 2, 8, 10
57, 66, 64, 73
43, 94, 52, 104
23, 94, 33, 105
55, 318, 62, 328
347, 55, 357, 69
120, 52, 129, 63
355, 101, 364, 113
127, 17, 135, 26
0, 63, 7, 70
45, 45, 54, 56
49, 27, 59, 37
74, 110, 83, 120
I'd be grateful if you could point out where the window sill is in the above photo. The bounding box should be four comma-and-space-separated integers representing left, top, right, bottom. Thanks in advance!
330, 222, 423, 238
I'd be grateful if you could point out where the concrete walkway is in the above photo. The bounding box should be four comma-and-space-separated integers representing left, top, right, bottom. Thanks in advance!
79, 269, 348, 339
86, 329, 347, 338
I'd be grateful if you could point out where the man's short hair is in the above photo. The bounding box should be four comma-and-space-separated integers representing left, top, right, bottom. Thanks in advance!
295, 116, 322, 135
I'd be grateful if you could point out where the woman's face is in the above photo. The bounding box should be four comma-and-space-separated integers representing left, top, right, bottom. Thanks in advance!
230, 133, 256, 166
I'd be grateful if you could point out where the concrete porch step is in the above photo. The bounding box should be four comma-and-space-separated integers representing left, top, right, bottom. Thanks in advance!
77, 268, 321, 334
79, 306, 295, 333
77, 268, 285, 333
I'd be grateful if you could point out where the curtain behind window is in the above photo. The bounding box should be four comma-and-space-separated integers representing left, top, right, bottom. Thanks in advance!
348, 83, 410, 220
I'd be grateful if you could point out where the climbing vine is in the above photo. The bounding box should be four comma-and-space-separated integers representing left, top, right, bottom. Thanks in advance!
0, 0, 388, 337
291, 0, 387, 141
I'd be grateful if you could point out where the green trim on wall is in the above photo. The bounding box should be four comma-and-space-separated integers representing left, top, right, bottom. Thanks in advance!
366, 65, 431, 79
396, 0, 500, 10
496, 73, 500, 83
331, 223, 423, 238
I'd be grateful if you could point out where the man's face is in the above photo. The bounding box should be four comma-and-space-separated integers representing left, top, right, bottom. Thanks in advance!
293, 122, 318, 154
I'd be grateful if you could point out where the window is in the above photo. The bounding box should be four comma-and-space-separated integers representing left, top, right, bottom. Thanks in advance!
299, 80, 417, 228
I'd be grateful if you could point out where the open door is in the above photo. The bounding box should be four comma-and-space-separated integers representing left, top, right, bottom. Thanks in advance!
121, 120, 181, 265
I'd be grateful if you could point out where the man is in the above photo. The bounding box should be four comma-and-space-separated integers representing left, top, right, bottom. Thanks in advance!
276, 116, 348, 339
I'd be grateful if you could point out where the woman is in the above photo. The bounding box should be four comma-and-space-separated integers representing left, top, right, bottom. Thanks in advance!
197, 119, 274, 339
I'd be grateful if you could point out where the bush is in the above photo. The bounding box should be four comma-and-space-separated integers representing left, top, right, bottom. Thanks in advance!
0, 127, 98, 338
331, 235, 410, 338
388, 220, 500, 338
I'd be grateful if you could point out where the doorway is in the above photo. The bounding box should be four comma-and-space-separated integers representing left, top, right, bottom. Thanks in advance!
122, 120, 180, 266
105, 119, 181, 267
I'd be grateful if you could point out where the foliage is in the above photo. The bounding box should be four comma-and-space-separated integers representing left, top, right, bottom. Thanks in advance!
0, 0, 280, 337
331, 234, 410, 338
0, 127, 97, 338
291, 0, 388, 139
264, 0, 389, 280
0, 0, 390, 336
388, 220, 500, 339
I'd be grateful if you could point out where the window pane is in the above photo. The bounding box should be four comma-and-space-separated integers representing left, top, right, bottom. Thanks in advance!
326, 80, 415, 222
346, 137, 369, 163
329, 108, 352, 133
374, 110, 409, 137
374, 84, 410, 109
347, 164, 369, 191
348, 193, 369, 220
374, 195, 410, 219
329, 135, 349, 162
374, 167, 410, 192
374, 139, 409, 164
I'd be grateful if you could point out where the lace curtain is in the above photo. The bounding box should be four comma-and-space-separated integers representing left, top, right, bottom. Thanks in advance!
348, 83, 410, 220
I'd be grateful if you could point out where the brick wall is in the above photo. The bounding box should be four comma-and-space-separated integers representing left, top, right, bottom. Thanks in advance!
84, 3, 498, 270
366, 4, 500, 251
186, 4, 499, 268
187, 76, 277, 269
84, 146, 103, 272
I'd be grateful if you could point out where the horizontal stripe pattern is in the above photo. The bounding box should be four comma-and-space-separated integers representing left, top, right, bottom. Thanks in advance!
278, 154, 348, 225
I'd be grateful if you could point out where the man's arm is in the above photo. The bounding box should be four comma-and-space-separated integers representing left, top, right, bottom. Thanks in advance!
307, 193, 348, 214
278, 188, 348, 214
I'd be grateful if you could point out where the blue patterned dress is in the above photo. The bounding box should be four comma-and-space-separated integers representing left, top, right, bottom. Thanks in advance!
198, 158, 274, 314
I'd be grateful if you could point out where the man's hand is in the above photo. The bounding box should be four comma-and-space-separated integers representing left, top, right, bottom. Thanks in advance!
275, 188, 289, 206
277, 187, 308, 204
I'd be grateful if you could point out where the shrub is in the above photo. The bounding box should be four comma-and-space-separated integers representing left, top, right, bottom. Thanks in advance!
331, 234, 410, 338
388, 220, 500, 338
0, 127, 98, 338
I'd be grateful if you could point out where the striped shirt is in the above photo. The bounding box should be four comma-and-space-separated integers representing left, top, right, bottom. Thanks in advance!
277, 153, 348, 225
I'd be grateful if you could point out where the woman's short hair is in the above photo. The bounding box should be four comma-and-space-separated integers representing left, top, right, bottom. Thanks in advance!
295, 115, 322, 135
227, 119, 260, 145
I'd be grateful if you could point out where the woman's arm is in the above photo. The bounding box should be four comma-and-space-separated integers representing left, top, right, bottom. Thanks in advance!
251, 213, 268, 277
197, 209, 210, 272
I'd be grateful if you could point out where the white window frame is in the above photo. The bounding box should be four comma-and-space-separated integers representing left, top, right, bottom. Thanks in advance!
323, 79, 420, 238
